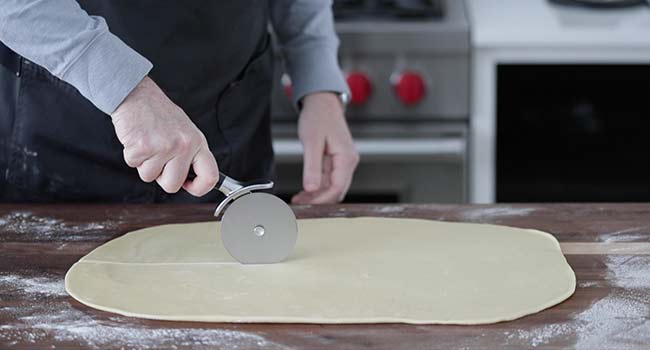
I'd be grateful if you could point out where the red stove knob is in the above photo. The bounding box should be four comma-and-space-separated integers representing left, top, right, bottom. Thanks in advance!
281, 73, 292, 99
346, 72, 372, 106
393, 71, 426, 106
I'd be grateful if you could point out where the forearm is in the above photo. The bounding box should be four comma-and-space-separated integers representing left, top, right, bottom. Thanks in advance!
270, 0, 349, 108
0, 0, 152, 114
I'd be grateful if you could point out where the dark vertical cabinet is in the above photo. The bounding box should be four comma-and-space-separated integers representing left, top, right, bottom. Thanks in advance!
497, 64, 650, 202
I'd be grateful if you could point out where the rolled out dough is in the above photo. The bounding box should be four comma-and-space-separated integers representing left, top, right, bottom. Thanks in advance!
65, 217, 575, 324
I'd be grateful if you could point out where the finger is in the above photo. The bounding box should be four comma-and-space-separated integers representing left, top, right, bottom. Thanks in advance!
292, 161, 333, 203
307, 184, 343, 204
339, 178, 353, 202
336, 151, 359, 202
336, 154, 357, 202
321, 155, 333, 188
156, 154, 193, 193
123, 146, 151, 168
182, 149, 219, 197
137, 155, 167, 183
291, 188, 330, 204
301, 137, 325, 192
308, 154, 353, 204
291, 191, 314, 205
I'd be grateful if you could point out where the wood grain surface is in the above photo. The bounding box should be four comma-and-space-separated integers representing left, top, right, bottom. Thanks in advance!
1, 203, 650, 349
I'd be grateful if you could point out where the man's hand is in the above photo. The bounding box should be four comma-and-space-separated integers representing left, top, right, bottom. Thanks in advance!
292, 92, 359, 204
110, 76, 219, 196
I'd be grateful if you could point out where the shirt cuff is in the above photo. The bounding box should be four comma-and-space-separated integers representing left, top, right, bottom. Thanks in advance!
285, 44, 350, 109
59, 30, 153, 115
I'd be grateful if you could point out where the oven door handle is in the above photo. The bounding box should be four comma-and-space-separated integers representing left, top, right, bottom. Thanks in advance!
273, 138, 465, 162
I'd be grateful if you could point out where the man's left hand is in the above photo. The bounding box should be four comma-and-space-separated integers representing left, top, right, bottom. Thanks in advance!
291, 92, 359, 204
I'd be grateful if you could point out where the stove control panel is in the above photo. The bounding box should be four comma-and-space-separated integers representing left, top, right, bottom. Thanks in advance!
270, 0, 469, 121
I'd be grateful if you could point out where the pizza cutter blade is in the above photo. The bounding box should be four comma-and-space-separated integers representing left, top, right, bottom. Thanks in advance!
220, 192, 297, 264
211, 172, 297, 264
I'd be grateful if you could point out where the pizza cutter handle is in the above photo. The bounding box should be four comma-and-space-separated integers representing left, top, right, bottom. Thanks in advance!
216, 173, 276, 197
187, 169, 274, 218
187, 170, 241, 196
216, 172, 243, 196
187, 170, 273, 197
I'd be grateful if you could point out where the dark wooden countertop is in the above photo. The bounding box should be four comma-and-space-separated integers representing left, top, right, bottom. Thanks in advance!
2, 203, 650, 349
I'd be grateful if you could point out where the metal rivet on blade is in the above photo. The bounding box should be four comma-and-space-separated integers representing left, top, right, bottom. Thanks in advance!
253, 225, 265, 237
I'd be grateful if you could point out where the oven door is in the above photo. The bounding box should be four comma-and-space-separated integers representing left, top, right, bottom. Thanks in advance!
272, 122, 467, 203
496, 64, 650, 202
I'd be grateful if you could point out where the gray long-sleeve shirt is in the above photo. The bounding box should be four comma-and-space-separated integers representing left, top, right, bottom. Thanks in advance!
0, 0, 349, 115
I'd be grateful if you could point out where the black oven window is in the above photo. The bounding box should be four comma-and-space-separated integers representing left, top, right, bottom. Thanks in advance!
497, 64, 650, 202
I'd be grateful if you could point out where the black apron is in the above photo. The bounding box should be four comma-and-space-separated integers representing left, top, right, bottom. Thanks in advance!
0, 0, 274, 203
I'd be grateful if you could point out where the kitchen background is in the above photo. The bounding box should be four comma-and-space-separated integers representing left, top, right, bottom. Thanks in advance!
270, 0, 650, 204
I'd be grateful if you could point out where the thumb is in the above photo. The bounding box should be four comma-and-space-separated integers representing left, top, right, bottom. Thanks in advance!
302, 137, 325, 192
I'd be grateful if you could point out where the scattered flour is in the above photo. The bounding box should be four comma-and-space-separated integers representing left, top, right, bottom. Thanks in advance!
505, 255, 650, 349
506, 323, 573, 348
0, 211, 120, 241
330, 207, 349, 217
0, 273, 66, 298
600, 226, 650, 243
371, 205, 405, 214
573, 292, 650, 349
461, 207, 536, 223
2, 304, 280, 349
0, 272, 284, 349
578, 281, 600, 288
604, 255, 650, 290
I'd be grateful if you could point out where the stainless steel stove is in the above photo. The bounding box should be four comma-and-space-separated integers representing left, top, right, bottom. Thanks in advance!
271, 0, 470, 203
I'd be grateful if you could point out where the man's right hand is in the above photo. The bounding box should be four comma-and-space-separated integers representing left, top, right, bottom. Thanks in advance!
110, 76, 219, 196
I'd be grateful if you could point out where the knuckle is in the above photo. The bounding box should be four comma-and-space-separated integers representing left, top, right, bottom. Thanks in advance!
134, 138, 153, 155
206, 169, 220, 185
176, 133, 194, 151
160, 181, 180, 194
196, 187, 211, 197
186, 182, 208, 197
139, 171, 156, 183
123, 153, 138, 168
198, 133, 209, 146
125, 159, 138, 168
159, 139, 174, 154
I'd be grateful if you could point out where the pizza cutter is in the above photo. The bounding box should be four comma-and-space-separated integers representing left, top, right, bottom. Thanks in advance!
210, 172, 297, 264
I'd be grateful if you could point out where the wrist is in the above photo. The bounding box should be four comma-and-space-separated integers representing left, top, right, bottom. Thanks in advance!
110, 76, 153, 119
301, 92, 346, 112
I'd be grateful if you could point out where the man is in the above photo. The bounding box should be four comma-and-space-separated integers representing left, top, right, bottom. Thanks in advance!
0, 0, 358, 204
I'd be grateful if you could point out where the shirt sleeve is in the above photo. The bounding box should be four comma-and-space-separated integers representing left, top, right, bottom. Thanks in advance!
270, 0, 350, 108
0, 0, 152, 114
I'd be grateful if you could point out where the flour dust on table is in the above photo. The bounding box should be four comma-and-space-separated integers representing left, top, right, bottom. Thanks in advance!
65, 217, 576, 324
